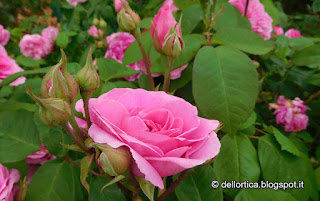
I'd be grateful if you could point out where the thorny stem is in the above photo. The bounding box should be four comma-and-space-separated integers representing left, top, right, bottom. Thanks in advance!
62, 124, 90, 154
134, 29, 156, 91
305, 90, 320, 105
157, 169, 192, 201
244, 0, 250, 17
255, 128, 269, 135
81, 90, 92, 129
163, 57, 174, 93
63, 156, 104, 177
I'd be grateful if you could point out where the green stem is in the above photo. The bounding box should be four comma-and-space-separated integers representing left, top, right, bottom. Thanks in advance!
163, 57, 174, 93
62, 124, 89, 155
133, 29, 156, 91
244, 0, 249, 17
81, 90, 92, 129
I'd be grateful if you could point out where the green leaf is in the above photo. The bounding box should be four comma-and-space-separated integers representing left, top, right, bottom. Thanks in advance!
235, 189, 298, 201
215, 3, 251, 31
214, 134, 260, 197
34, 112, 71, 157
181, 4, 203, 34
0, 101, 36, 112
136, 177, 155, 201
271, 127, 301, 157
1, 67, 51, 86
288, 37, 314, 48
193, 46, 258, 134
101, 80, 138, 94
307, 73, 320, 87
258, 135, 319, 201
97, 58, 140, 83
15, 55, 39, 68
89, 177, 126, 201
150, 34, 205, 73
139, 18, 152, 29
3, 160, 28, 179
292, 45, 320, 67
67, 62, 82, 75
211, 28, 274, 55
295, 131, 315, 143
25, 78, 43, 94
170, 63, 192, 91
0, 110, 40, 163
123, 31, 152, 65
56, 31, 70, 48
175, 165, 223, 201
240, 112, 257, 130
315, 167, 320, 191
26, 160, 79, 201
80, 154, 94, 193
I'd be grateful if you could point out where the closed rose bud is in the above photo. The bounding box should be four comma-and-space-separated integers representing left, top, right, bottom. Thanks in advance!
41, 48, 78, 104
114, 0, 128, 13
162, 29, 184, 58
116, 0, 140, 33
27, 88, 72, 126
98, 146, 131, 176
151, 5, 184, 57
93, 17, 100, 27
76, 47, 100, 92
99, 18, 107, 29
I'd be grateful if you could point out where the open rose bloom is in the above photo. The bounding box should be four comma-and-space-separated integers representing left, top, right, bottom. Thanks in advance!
0, 25, 10, 46
269, 96, 308, 132
0, 164, 20, 201
76, 88, 221, 188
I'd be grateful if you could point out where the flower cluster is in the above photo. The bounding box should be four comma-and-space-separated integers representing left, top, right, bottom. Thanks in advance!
229, 0, 273, 40
19, 26, 59, 60
269, 96, 308, 132
0, 46, 26, 86
272, 26, 302, 38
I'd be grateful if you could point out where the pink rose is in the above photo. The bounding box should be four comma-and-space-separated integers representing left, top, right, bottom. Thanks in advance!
0, 46, 26, 86
229, 0, 273, 40
272, 26, 284, 37
41, 26, 59, 42
285, 28, 302, 38
151, 5, 181, 51
75, 88, 221, 188
114, 0, 128, 12
269, 96, 308, 132
66, 0, 87, 7
0, 164, 20, 201
88, 25, 103, 38
0, 25, 10, 46
105, 32, 187, 81
26, 144, 56, 165
163, 0, 179, 11
19, 34, 52, 59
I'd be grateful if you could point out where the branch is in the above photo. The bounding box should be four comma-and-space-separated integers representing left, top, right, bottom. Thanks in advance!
305, 90, 320, 105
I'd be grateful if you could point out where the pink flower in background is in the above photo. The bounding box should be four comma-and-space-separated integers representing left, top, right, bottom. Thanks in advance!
19, 34, 52, 59
114, 0, 128, 12
104, 32, 187, 81
26, 144, 56, 165
66, 0, 87, 7
269, 96, 308, 132
229, 0, 273, 40
0, 164, 20, 201
0, 25, 10, 46
162, 0, 179, 11
41, 26, 59, 42
88, 25, 103, 38
272, 26, 284, 36
0, 46, 26, 86
75, 88, 221, 188
285, 28, 302, 38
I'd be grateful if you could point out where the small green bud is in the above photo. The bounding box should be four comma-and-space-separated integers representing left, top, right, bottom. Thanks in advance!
27, 88, 72, 126
162, 28, 184, 58
99, 18, 107, 29
98, 146, 131, 176
93, 17, 100, 27
76, 46, 100, 92
96, 41, 104, 49
116, 0, 140, 33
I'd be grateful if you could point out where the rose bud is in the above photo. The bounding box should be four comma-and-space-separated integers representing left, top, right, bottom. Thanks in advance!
151, 5, 184, 57
162, 27, 184, 58
93, 17, 100, 27
98, 146, 131, 176
116, 0, 141, 33
41, 48, 78, 104
76, 47, 100, 93
99, 18, 107, 29
27, 88, 72, 126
